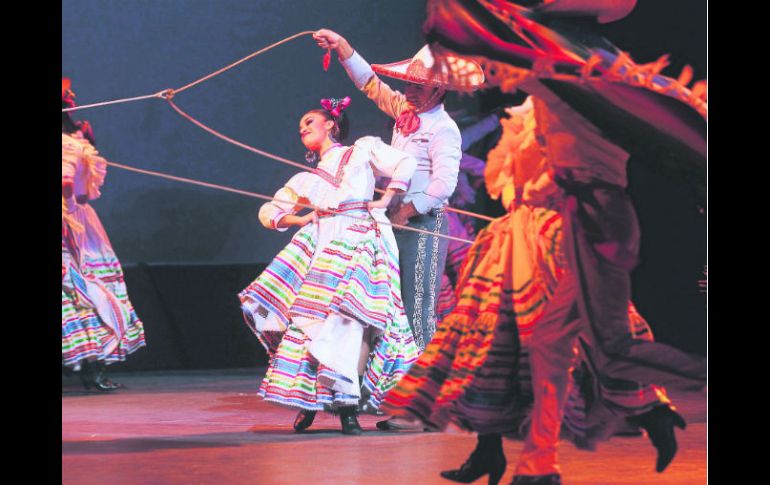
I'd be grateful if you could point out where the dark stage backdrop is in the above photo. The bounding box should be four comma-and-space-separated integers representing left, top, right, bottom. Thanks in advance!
63, 0, 434, 264
63, 0, 706, 363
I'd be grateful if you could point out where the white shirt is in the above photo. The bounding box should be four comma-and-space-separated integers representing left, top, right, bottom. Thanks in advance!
341, 51, 462, 214
259, 136, 416, 231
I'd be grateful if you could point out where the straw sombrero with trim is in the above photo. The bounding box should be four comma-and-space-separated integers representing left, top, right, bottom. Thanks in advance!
371, 45, 485, 91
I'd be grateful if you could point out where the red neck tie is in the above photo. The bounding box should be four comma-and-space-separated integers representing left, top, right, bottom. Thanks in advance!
395, 109, 421, 136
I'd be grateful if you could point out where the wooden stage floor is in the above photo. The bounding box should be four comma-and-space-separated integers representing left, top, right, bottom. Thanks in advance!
62, 369, 706, 484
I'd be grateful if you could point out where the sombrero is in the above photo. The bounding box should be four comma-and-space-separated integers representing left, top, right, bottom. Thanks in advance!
371, 45, 485, 91
423, 0, 706, 198
536, 0, 637, 24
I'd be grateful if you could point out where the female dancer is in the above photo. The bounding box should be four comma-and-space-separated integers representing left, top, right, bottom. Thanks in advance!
380, 97, 679, 484
239, 97, 420, 434
62, 78, 146, 390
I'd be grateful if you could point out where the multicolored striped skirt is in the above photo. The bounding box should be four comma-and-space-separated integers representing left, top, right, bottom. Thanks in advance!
240, 202, 419, 411
381, 202, 668, 448
62, 204, 146, 369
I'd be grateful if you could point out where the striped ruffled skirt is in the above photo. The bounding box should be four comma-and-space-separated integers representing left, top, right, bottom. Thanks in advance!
240, 202, 419, 411
380, 202, 668, 448
62, 205, 146, 369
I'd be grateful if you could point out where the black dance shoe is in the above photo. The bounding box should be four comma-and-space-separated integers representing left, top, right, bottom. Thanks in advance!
509, 474, 562, 485
628, 404, 687, 472
339, 407, 363, 435
293, 410, 317, 432
79, 361, 122, 392
440, 448, 507, 485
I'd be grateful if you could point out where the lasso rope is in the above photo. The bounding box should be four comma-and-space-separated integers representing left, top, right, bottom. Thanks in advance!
173, 31, 317, 95
104, 160, 476, 245
166, 98, 309, 172
63, 30, 495, 222
62, 31, 317, 113
61, 91, 168, 113
167, 97, 496, 221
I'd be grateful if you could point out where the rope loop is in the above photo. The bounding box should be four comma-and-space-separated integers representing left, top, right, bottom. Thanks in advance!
158, 89, 176, 100
62, 30, 496, 223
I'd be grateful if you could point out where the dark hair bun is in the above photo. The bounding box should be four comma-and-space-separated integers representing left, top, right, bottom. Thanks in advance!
335, 111, 350, 142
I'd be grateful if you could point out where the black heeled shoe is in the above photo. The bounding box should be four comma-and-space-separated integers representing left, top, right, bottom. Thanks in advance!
79, 361, 121, 392
339, 407, 363, 435
293, 410, 317, 432
628, 404, 687, 473
440, 444, 506, 485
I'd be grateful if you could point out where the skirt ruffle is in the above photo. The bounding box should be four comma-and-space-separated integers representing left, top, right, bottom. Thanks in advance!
242, 206, 418, 411
381, 204, 668, 449
62, 210, 145, 367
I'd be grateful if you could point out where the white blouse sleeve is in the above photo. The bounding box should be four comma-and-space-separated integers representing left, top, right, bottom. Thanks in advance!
82, 146, 108, 200
62, 133, 108, 200
258, 172, 328, 232
355, 136, 416, 192
258, 185, 302, 233
62, 134, 81, 185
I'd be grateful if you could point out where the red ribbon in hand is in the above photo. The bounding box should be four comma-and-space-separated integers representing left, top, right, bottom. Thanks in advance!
322, 49, 331, 72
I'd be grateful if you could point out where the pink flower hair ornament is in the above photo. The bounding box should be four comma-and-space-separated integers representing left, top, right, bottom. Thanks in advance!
320, 96, 351, 118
